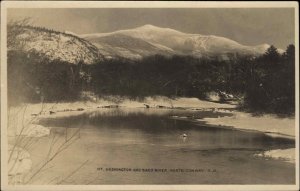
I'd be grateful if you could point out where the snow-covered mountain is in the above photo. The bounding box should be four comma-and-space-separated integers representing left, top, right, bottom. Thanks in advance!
86, 33, 176, 60
9, 24, 282, 63
8, 26, 104, 64
81, 24, 280, 60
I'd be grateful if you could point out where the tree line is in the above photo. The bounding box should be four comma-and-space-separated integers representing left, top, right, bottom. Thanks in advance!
7, 44, 295, 114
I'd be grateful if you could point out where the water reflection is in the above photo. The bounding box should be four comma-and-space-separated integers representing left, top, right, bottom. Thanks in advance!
41, 108, 294, 151
37, 108, 295, 184
181, 136, 187, 143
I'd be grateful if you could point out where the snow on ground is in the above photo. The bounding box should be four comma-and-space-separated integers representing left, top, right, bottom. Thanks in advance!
197, 110, 296, 163
198, 111, 295, 137
142, 96, 235, 109
8, 145, 32, 176
254, 148, 295, 163
7, 96, 234, 143
8, 96, 293, 139
8, 124, 50, 138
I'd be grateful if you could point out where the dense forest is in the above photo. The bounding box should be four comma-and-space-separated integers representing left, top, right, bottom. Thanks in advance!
8, 43, 295, 114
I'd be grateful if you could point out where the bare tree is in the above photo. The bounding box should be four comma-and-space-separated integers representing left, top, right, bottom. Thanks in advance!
8, 103, 86, 185
7, 18, 32, 51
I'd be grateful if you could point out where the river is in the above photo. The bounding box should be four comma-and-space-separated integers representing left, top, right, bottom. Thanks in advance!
27, 108, 295, 184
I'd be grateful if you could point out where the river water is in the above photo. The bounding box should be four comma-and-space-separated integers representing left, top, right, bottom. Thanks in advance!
32, 108, 295, 184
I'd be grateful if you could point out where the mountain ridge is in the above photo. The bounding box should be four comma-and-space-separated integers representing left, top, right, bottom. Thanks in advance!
9, 24, 284, 63
80, 24, 282, 60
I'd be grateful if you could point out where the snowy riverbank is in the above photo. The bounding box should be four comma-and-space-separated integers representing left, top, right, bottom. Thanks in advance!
254, 148, 295, 163
8, 96, 236, 135
198, 111, 295, 138
6, 96, 296, 184
7, 96, 237, 184
196, 110, 295, 163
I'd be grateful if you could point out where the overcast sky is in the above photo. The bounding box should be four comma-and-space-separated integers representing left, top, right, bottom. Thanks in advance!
8, 8, 295, 49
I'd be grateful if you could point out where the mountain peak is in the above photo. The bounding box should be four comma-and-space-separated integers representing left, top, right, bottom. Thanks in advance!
139, 24, 157, 29
136, 24, 171, 31
80, 25, 274, 60
133, 24, 184, 36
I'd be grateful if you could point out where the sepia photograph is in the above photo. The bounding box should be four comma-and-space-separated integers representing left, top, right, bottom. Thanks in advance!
1, 1, 299, 190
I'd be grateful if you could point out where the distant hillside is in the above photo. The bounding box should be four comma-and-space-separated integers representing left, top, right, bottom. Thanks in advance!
8, 25, 104, 64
